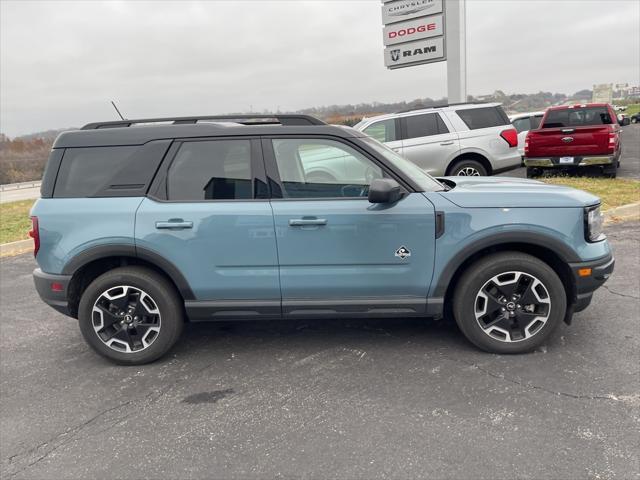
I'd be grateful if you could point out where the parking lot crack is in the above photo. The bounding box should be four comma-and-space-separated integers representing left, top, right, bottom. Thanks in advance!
602, 285, 639, 300
3, 400, 133, 478
440, 354, 626, 402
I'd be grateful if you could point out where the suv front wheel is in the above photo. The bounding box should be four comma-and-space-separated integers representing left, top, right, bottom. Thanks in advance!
78, 266, 184, 365
453, 252, 566, 354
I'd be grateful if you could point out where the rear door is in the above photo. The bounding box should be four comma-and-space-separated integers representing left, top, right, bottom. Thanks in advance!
135, 137, 281, 318
400, 112, 459, 175
264, 136, 435, 317
532, 106, 614, 157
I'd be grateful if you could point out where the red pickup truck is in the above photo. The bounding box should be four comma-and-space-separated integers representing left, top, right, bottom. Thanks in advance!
524, 103, 621, 178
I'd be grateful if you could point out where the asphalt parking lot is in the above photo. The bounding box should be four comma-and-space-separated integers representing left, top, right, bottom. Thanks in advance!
1, 222, 638, 479
501, 123, 640, 180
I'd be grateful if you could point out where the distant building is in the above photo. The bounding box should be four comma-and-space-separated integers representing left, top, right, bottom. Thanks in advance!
592, 84, 613, 104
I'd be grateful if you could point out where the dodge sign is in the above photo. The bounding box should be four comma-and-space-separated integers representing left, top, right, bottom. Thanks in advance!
383, 14, 444, 46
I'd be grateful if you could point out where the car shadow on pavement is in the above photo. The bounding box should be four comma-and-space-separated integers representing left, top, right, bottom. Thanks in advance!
167, 316, 477, 361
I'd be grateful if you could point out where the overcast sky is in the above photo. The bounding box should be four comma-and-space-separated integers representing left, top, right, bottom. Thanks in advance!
1, 0, 639, 137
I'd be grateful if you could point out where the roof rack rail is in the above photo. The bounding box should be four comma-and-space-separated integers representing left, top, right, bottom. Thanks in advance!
81, 114, 326, 130
395, 101, 492, 113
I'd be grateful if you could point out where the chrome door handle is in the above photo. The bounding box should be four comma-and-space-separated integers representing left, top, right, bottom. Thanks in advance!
289, 218, 328, 226
155, 220, 193, 229
440, 141, 454, 146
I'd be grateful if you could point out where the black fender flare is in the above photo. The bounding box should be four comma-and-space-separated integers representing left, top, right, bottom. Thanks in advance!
61, 244, 195, 300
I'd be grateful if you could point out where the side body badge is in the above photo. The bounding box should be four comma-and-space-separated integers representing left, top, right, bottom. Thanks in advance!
395, 246, 411, 259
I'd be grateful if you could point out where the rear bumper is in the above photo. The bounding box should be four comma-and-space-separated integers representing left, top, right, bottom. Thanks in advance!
33, 268, 72, 316
491, 150, 522, 172
524, 154, 616, 168
569, 253, 615, 313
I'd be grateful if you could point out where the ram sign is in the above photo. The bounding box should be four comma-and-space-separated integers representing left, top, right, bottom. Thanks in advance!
382, 0, 446, 69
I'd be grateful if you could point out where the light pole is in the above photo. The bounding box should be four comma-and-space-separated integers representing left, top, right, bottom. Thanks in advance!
445, 0, 467, 104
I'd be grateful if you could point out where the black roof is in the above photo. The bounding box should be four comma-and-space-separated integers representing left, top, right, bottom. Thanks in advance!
53, 115, 364, 148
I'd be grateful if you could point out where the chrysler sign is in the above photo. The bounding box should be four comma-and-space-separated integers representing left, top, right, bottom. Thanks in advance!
382, 0, 446, 69
381, 0, 443, 25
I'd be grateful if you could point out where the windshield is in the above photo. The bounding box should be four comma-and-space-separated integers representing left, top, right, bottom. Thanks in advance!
360, 137, 445, 192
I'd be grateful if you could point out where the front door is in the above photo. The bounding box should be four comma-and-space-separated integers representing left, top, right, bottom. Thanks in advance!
135, 138, 280, 319
264, 136, 435, 317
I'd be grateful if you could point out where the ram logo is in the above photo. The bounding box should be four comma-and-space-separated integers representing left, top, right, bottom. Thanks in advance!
390, 49, 401, 62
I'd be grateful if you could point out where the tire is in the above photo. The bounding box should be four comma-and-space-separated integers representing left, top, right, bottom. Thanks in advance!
452, 252, 566, 354
449, 159, 488, 177
603, 164, 617, 178
78, 266, 184, 365
526, 167, 542, 178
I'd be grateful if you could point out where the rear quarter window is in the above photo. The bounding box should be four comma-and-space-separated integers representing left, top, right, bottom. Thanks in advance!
456, 106, 510, 130
53, 146, 138, 197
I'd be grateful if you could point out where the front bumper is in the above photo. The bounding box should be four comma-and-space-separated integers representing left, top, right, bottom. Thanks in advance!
33, 268, 72, 316
524, 155, 616, 168
569, 253, 615, 313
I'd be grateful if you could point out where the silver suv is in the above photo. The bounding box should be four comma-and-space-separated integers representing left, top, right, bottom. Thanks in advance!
354, 103, 521, 176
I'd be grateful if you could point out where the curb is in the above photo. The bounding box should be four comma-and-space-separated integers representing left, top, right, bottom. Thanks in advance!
604, 201, 640, 224
0, 239, 32, 257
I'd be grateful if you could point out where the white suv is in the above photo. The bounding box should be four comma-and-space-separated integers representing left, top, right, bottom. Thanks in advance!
354, 103, 520, 176
509, 111, 545, 157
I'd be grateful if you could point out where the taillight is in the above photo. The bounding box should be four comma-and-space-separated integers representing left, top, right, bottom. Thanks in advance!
608, 131, 617, 152
28, 216, 40, 257
500, 128, 518, 148
524, 134, 530, 156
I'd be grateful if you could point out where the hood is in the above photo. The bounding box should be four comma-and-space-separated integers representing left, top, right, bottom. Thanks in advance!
435, 176, 600, 208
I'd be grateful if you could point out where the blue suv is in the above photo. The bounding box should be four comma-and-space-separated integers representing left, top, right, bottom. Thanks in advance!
31, 114, 614, 364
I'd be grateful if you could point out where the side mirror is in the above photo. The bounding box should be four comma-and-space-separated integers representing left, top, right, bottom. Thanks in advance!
368, 178, 403, 204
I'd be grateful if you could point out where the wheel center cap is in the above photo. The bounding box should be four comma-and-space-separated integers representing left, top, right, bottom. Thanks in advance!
506, 302, 516, 311
124, 314, 133, 323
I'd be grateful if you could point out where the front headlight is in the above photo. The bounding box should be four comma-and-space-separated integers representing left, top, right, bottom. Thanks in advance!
585, 204, 605, 242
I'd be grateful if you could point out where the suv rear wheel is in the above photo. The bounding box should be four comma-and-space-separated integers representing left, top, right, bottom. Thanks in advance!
450, 159, 488, 177
453, 252, 566, 354
78, 266, 184, 365
526, 167, 542, 178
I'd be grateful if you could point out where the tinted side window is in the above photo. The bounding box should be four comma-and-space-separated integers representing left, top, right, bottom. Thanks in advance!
435, 114, 449, 133
272, 139, 383, 199
530, 115, 543, 129
54, 146, 137, 197
363, 119, 397, 142
167, 140, 252, 201
404, 113, 439, 139
457, 107, 510, 130
512, 117, 532, 133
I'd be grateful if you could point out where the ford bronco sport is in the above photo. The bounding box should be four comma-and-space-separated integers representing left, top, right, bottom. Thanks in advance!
31, 114, 614, 364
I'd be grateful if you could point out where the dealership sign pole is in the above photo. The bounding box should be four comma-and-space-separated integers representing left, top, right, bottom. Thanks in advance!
382, 0, 467, 103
